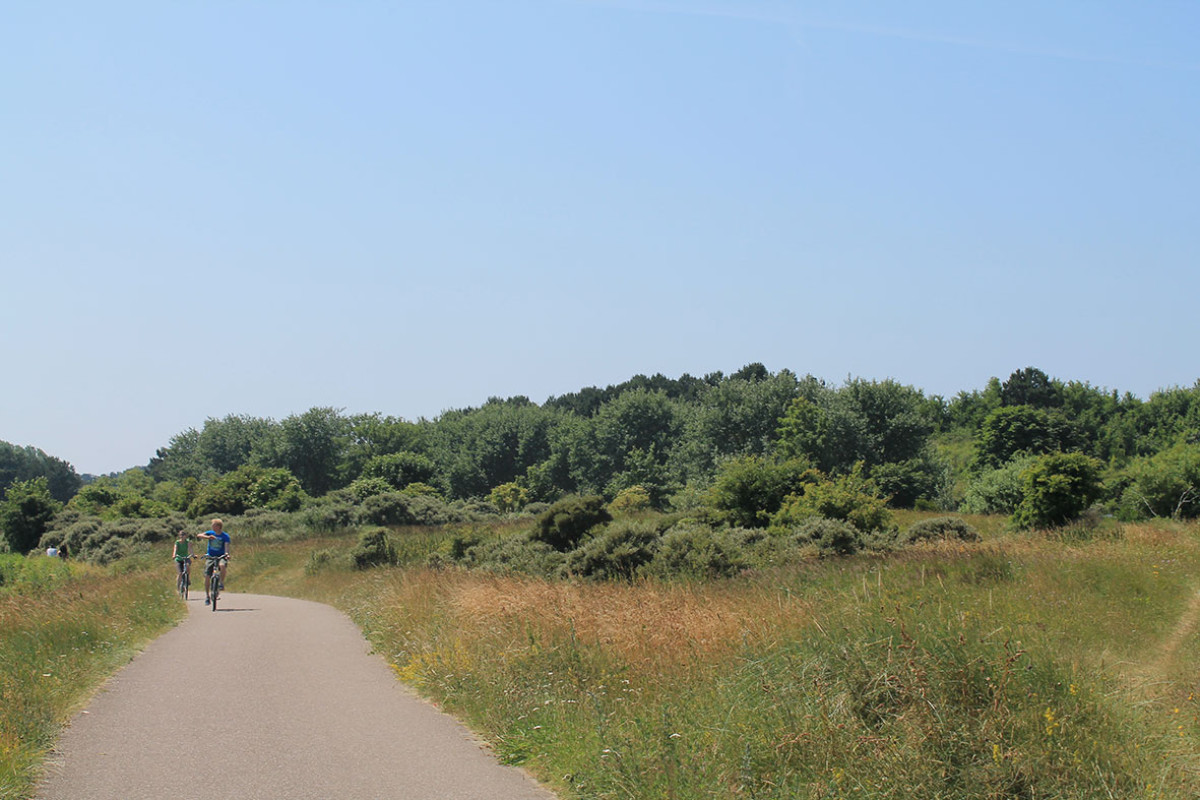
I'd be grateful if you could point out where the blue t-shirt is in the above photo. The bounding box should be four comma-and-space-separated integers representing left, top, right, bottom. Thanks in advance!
205, 531, 231, 557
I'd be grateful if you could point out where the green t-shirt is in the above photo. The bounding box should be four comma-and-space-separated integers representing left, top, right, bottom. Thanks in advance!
173, 539, 191, 561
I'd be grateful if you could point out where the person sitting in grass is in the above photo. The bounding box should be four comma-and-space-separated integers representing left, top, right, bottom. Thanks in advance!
196, 519, 231, 605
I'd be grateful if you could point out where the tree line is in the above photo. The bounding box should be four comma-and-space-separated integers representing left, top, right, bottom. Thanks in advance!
3, 364, 1200, 554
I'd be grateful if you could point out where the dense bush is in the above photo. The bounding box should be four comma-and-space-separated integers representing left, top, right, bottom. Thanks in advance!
899, 516, 981, 545
870, 457, 947, 509
789, 517, 865, 556
533, 495, 612, 551
961, 455, 1038, 515
1012, 452, 1104, 530
487, 482, 528, 513
450, 534, 566, 577
346, 477, 395, 502
298, 498, 356, 532
362, 451, 438, 490
649, 523, 747, 578
565, 520, 659, 580
350, 527, 397, 569
608, 484, 652, 516
1118, 443, 1200, 520
93, 537, 127, 566
0, 477, 61, 553
707, 456, 816, 528
356, 491, 415, 526
186, 465, 307, 517
769, 467, 891, 534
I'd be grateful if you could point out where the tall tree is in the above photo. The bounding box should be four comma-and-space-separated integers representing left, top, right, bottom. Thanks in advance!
0, 441, 81, 503
0, 477, 61, 553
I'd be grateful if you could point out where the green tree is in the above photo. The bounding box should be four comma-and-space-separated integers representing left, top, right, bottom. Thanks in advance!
187, 465, 306, 517
488, 482, 529, 513
339, 413, 430, 482
976, 406, 1079, 468
533, 495, 612, 551
0, 441, 81, 503
1119, 443, 1200, 520
769, 465, 891, 534
675, 370, 801, 481
261, 407, 350, 496
428, 398, 556, 498
0, 477, 62, 553
1011, 452, 1104, 530
362, 452, 438, 491
1000, 367, 1062, 409
707, 455, 816, 528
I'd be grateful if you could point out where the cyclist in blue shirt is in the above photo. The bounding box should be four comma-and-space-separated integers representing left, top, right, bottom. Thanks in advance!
196, 518, 231, 605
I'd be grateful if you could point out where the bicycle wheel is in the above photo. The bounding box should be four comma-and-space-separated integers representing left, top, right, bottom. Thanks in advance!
210, 574, 218, 611
182, 568, 190, 600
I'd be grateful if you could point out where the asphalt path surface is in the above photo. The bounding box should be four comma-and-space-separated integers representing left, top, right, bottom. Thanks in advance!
35, 592, 557, 800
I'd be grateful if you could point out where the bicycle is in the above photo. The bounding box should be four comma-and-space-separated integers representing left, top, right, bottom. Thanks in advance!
176, 555, 194, 600
205, 554, 230, 611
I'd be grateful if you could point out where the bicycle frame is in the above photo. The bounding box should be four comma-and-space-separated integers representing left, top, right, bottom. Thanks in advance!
205, 555, 229, 611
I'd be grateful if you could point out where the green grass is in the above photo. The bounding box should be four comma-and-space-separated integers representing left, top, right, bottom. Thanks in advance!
0, 554, 184, 800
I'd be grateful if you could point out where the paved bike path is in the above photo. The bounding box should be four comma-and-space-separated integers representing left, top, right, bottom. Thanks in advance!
36, 593, 557, 800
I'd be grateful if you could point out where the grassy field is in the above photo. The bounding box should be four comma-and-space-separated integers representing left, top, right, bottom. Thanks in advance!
7, 516, 1199, 799
229, 517, 1200, 799
0, 554, 183, 800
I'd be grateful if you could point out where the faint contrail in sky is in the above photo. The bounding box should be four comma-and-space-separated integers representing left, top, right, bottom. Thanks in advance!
569, 0, 1200, 72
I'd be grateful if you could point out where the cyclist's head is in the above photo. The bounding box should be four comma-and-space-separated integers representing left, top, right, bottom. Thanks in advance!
177, 530, 187, 539
211, 518, 223, 531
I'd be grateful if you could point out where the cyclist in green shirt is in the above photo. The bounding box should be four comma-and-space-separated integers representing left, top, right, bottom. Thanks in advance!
172, 530, 193, 582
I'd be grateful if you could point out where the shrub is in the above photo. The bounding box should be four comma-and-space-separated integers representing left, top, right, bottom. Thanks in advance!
451, 534, 566, 577
533, 496, 612, 551
347, 476, 394, 502
356, 491, 415, 526
351, 527, 397, 569
92, 537, 127, 566
0, 477, 62, 553
40, 516, 102, 558
362, 451, 439, 490
770, 466, 891, 534
1011, 452, 1104, 530
299, 499, 356, 533
961, 454, 1038, 515
870, 457, 948, 509
459, 499, 501, 518
649, 523, 747, 579
1118, 443, 1200, 520
609, 485, 653, 516
565, 520, 660, 580
305, 547, 344, 575
899, 516, 981, 545
126, 515, 187, 545
406, 494, 461, 525
488, 482, 529, 513
789, 517, 864, 556
707, 456, 816, 528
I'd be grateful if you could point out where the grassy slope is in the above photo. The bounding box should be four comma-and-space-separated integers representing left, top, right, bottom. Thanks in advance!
233, 518, 1200, 799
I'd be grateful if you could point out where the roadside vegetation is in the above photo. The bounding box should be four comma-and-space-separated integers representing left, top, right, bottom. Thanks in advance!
3, 364, 1200, 797
223, 512, 1200, 799
0, 554, 182, 800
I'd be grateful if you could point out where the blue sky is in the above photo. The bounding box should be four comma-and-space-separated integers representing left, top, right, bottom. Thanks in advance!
3, 0, 1197, 475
